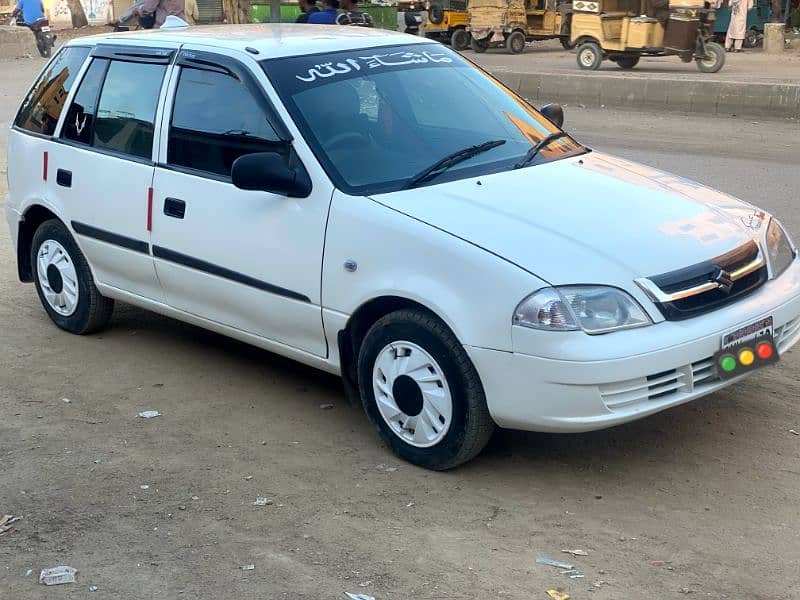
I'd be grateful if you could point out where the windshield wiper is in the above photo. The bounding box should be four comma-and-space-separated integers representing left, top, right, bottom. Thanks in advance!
513, 131, 569, 169
403, 139, 506, 190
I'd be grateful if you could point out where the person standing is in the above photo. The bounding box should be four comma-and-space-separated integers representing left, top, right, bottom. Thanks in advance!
296, 0, 320, 23
137, 0, 186, 28
720, 0, 754, 52
185, 0, 199, 24
337, 0, 373, 26
307, 0, 339, 23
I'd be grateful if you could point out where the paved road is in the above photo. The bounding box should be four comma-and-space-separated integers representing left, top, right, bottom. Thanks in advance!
1, 58, 799, 599
469, 39, 800, 82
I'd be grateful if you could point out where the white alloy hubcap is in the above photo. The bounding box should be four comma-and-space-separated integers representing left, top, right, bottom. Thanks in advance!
372, 341, 453, 448
580, 49, 595, 66
37, 239, 79, 316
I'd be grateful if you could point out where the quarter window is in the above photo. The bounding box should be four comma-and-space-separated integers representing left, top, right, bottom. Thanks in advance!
167, 67, 282, 177
14, 46, 90, 136
92, 61, 166, 160
61, 58, 108, 145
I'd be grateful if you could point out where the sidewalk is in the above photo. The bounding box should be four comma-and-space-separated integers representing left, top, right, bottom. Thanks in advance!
470, 41, 800, 119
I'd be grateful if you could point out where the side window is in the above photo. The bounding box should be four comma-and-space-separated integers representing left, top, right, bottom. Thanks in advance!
62, 59, 109, 145
14, 46, 91, 136
168, 67, 282, 177
93, 61, 167, 160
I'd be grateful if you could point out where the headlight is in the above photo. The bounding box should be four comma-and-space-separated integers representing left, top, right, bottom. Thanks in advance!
765, 218, 795, 279
513, 286, 652, 334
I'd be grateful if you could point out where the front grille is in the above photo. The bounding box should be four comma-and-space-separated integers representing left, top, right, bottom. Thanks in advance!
636, 240, 767, 321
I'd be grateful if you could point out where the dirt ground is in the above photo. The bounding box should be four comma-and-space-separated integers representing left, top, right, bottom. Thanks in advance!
1, 55, 799, 600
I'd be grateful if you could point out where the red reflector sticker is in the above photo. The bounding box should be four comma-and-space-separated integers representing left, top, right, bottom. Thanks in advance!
756, 342, 774, 360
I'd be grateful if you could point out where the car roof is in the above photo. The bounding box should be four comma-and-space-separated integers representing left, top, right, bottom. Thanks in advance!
71, 24, 431, 59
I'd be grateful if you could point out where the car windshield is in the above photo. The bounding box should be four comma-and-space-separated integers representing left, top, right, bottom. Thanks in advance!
261, 43, 585, 195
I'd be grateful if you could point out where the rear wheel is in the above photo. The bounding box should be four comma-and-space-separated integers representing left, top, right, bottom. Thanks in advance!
451, 28, 470, 51
506, 30, 526, 54
744, 28, 759, 48
31, 219, 114, 334
576, 41, 603, 70
696, 41, 725, 73
470, 37, 490, 53
358, 309, 495, 470
560, 36, 576, 49
615, 54, 640, 69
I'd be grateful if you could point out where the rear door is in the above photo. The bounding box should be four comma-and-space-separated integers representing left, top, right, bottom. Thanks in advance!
48, 44, 175, 301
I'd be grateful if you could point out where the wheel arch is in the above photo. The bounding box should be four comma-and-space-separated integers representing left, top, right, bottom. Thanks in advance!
337, 295, 458, 395
17, 204, 63, 282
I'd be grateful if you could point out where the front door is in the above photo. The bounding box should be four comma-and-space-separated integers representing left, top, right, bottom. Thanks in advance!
50, 46, 175, 301
150, 50, 332, 357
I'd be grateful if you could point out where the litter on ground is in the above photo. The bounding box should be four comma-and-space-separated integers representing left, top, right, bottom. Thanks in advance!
536, 557, 574, 570
561, 549, 588, 556
137, 410, 161, 419
39, 566, 77, 586
253, 497, 273, 506
345, 593, 375, 600
241, 564, 255, 571
546, 590, 570, 600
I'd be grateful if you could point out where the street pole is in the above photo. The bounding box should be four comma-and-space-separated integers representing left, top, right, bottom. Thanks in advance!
270, 0, 281, 21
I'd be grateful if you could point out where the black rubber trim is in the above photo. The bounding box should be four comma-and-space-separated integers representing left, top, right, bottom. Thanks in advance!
91, 44, 175, 64
71, 221, 149, 254
152, 245, 311, 303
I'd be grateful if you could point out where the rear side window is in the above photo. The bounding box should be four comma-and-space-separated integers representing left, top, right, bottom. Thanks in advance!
14, 46, 90, 136
93, 61, 167, 160
167, 67, 282, 177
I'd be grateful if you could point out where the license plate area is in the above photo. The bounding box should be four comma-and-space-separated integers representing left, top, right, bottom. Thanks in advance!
715, 316, 778, 380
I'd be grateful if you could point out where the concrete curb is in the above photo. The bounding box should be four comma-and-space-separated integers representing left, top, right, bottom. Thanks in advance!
491, 71, 800, 119
0, 26, 38, 60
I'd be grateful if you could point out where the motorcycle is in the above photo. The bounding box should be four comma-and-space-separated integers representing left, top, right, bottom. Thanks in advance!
11, 9, 55, 58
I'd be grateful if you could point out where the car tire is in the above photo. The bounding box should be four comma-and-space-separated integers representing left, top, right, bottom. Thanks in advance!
506, 30, 526, 54
696, 41, 725, 73
31, 219, 114, 335
470, 37, 490, 53
576, 41, 603, 70
451, 28, 470, 51
615, 55, 639, 69
358, 309, 495, 470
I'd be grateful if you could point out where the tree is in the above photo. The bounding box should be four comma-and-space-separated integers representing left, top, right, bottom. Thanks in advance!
66, 0, 89, 27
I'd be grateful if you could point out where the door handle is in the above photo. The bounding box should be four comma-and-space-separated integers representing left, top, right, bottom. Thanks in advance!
56, 169, 72, 188
164, 197, 186, 219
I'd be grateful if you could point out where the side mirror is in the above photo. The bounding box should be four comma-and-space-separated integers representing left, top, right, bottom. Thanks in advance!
231, 151, 312, 198
540, 103, 564, 128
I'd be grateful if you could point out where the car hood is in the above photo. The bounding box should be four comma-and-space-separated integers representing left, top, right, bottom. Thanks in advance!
371, 152, 766, 293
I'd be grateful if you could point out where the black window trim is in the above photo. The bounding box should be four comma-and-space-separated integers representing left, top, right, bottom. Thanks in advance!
91, 44, 176, 65
58, 54, 169, 163
12, 45, 93, 140
160, 51, 295, 182
174, 49, 292, 143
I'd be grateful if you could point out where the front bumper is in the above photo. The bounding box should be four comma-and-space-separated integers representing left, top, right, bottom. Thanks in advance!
466, 260, 800, 432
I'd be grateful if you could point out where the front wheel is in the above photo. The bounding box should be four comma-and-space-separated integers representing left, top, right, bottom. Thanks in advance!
470, 37, 490, 53
576, 41, 603, 70
31, 219, 114, 334
451, 28, 470, 51
506, 30, 526, 54
357, 309, 495, 470
696, 41, 725, 73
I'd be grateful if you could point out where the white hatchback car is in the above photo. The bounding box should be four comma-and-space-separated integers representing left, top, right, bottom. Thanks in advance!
6, 25, 800, 469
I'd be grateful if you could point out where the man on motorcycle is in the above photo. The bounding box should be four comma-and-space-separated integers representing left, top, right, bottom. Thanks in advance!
13, 0, 45, 27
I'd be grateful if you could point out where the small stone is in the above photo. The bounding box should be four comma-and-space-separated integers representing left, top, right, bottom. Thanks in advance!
178, 505, 186, 511
319, 403, 335, 410
62, 398, 71, 403
244, 475, 253, 481
89, 585, 98, 592
191, 496, 199, 501
594, 495, 602, 499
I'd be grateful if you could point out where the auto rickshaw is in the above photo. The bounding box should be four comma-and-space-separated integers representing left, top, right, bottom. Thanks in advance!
468, 0, 574, 54
569, 0, 725, 71
425, 0, 472, 50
